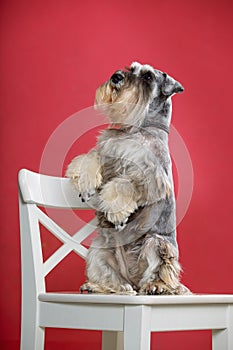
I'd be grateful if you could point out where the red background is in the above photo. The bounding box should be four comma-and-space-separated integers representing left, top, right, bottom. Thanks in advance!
1, 0, 233, 349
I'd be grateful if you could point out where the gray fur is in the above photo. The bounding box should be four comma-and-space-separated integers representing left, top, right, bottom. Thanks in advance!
66, 62, 190, 295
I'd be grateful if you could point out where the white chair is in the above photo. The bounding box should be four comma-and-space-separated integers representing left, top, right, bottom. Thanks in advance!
18, 168, 233, 350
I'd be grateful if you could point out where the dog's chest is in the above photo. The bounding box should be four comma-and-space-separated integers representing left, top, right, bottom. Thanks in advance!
99, 131, 150, 167
97, 129, 169, 182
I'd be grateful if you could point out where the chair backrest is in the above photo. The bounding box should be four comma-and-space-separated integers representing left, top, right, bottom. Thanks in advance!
18, 169, 96, 295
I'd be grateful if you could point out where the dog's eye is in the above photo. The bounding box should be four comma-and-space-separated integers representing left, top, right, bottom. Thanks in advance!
142, 72, 154, 81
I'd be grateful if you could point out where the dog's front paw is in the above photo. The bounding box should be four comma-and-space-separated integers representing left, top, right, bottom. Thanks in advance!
69, 173, 98, 202
75, 176, 98, 202
107, 212, 130, 229
66, 151, 102, 202
115, 218, 128, 231
98, 178, 138, 228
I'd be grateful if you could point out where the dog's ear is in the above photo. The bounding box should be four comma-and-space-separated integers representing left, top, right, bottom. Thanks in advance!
161, 73, 184, 96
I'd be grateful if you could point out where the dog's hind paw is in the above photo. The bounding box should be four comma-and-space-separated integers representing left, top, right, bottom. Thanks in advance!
80, 281, 137, 295
139, 280, 191, 295
80, 281, 114, 293
175, 283, 192, 295
139, 280, 172, 295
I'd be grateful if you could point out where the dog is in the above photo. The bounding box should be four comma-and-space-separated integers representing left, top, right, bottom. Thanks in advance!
66, 62, 190, 295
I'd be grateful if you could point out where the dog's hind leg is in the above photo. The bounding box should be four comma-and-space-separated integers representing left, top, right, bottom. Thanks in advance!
81, 244, 136, 294
139, 235, 190, 295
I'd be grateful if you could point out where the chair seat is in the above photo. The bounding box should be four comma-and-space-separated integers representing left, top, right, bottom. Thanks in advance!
38, 292, 233, 305
38, 293, 233, 338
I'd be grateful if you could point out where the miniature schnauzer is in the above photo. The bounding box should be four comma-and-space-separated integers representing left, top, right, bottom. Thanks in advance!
66, 62, 190, 295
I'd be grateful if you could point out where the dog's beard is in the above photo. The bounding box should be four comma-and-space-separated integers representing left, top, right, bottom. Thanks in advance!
95, 81, 152, 128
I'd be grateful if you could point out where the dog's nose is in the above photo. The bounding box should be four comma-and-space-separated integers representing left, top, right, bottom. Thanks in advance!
111, 72, 124, 85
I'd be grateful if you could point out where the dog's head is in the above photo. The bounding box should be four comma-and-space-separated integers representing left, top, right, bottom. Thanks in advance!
95, 62, 184, 128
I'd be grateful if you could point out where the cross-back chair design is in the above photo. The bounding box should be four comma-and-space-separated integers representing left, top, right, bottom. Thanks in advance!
18, 168, 233, 350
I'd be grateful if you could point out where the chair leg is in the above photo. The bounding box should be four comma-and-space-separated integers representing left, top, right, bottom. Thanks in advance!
102, 331, 123, 350
212, 329, 228, 350
20, 326, 45, 350
20, 307, 45, 350
123, 305, 151, 350
212, 306, 233, 350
